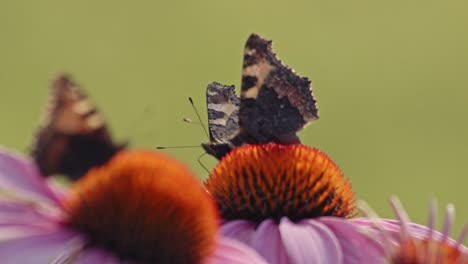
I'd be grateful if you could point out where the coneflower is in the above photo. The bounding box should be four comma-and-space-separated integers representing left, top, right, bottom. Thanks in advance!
0, 148, 268, 264
205, 143, 385, 263
357, 197, 468, 264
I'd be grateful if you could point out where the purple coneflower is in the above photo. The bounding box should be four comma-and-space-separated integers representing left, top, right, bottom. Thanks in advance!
0, 148, 268, 264
356, 197, 468, 264
204, 143, 385, 264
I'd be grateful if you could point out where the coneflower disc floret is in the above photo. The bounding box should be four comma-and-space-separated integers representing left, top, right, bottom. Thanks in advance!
65, 150, 218, 264
205, 143, 356, 222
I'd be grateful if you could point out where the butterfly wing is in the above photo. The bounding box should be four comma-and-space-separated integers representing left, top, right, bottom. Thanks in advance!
202, 82, 240, 159
233, 33, 319, 145
205, 82, 240, 143
31, 74, 122, 180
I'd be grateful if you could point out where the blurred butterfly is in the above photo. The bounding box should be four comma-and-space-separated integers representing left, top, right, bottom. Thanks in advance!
202, 33, 319, 159
31, 74, 124, 180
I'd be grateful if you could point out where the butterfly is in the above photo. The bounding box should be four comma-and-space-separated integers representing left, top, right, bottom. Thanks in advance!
202, 33, 319, 160
31, 74, 123, 180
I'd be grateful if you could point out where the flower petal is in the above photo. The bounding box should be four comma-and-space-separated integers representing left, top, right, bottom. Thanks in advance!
0, 222, 65, 241
279, 217, 343, 264
0, 229, 83, 264
205, 236, 268, 264
0, 226, 49, 241
0, 149, 60, 204
353, 218, 461, 247
0, 199, 62, 226
0, 200, 64, 242
220, 220, 257, 245
72, 248, 121, 264
250, 219, 290, 264
46, 178, 70, 201
321, 217, 386, 264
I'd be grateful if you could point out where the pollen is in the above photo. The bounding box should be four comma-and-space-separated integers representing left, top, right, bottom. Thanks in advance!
204, 143, 356, 222
64, 150, 218, 264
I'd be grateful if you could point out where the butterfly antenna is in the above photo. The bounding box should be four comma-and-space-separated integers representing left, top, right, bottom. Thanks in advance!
188, 97, 210, 139
156, 145, 201, 149
197, 152, 210, 174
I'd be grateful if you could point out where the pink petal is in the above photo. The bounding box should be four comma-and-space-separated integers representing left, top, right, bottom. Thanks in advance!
0, 229, 83, 264
0, 149, 60, 204
72, 248, 121, 264
205, 236, 268, 264
251, 219, 290, 264
0, 200, 64, 242
0, 225, 57, 241
321, 217, 386, 264
46, 178, 70, 201
279, 217, 343, 264
220, 220, 257, 245
0, 199, 63, 226
353, 218, 461, 247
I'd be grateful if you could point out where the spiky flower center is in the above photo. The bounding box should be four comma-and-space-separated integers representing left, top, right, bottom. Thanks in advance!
64, 150, 218, 264
205, 143, 356, 222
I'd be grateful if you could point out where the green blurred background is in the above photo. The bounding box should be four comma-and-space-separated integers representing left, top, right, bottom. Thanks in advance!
1, 1, 466, 235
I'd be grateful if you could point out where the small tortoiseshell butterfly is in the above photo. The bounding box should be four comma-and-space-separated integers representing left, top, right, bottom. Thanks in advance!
202, 33, 319, 159
31, 74, 123, 180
